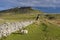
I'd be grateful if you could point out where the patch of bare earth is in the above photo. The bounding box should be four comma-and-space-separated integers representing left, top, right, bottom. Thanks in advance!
45, 19, 60, 26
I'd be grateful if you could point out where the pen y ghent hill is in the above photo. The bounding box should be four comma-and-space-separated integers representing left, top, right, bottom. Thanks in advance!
0, 7, 60, 40
0, 7, 41, 23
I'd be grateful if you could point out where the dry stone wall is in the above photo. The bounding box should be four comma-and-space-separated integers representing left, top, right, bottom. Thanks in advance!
0, 20, 34, 38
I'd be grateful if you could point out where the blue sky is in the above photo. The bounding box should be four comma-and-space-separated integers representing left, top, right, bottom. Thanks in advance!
0, 0, 60, 10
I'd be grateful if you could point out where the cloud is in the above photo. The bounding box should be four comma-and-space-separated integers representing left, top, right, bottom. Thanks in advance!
0, 0, 60, 10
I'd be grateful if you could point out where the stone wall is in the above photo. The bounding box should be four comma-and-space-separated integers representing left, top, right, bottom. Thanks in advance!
0, 20, 34, 38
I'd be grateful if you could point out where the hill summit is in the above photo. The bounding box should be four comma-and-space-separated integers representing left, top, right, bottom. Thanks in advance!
0, 7, 35, 14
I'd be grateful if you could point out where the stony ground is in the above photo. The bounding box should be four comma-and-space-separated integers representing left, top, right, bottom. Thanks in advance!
0, 20, 34, 39
1, 19, 60, 40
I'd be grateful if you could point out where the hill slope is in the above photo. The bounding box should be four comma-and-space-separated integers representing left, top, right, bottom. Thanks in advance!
0, 7, 41, 23
0, 7, 40, 14
1, 19, 60, 40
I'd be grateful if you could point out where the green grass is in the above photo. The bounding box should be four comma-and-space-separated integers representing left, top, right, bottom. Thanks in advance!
0, 13, 38, 23
0, 8, 41, 23
0, 9, 60, 40
1, 20, 60, 40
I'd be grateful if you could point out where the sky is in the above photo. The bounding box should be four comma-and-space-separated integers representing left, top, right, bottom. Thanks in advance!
0, 0, 60, 10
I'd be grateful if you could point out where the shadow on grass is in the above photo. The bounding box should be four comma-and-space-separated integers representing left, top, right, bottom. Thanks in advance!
12, 32, 24, 35
0, 36, 7, 40
41, 23, 48, 40
41, 23, 48, 32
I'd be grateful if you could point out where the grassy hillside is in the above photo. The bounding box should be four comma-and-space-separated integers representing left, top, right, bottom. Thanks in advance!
44, 14, 60, 26
0, 7, 40, 14
1, 18, 60, 40
0, 7, 41, 23
0, 7, 60, 40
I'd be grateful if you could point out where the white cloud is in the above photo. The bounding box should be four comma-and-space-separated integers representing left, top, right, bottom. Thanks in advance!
0, 0, 60, 10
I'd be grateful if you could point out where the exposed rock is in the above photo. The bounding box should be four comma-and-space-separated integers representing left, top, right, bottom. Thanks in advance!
21, 30, 28, 34
0, 20, 34, 38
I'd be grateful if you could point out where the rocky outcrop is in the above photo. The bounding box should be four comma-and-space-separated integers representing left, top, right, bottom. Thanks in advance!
0, 20, 34, 38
